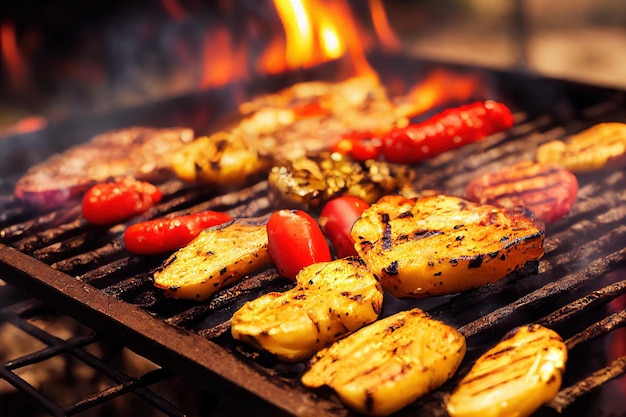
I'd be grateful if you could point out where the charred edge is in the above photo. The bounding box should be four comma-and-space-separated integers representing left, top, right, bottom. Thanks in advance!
469, 255, 484, 269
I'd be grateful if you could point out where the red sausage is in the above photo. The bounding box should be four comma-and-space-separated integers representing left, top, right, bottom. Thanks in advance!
123, 210, 233, 254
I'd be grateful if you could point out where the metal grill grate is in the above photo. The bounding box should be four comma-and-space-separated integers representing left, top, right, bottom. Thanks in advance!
1, 60, 626, 416
0, 296, 186, 417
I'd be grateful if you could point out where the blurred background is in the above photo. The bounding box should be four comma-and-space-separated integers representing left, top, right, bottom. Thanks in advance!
0, 0, 624, 136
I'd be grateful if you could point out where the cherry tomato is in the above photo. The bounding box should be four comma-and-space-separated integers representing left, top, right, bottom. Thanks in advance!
82, 178, 162, 226
319, 196, 370, 258
123, 210, 233, 254
266, 209, 332, 280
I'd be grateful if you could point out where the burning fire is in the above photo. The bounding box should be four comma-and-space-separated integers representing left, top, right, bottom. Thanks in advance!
0, 0, 482, 135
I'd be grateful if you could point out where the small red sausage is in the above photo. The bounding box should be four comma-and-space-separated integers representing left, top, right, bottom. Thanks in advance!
334, 100, 514, 164
82, 178, 162, 226
123, 210, 233, 255
319, 196, 370, 258
266, 209, 332, 280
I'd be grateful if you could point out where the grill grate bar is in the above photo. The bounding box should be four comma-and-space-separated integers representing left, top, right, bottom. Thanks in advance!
458, 247, 626, 338
547, 356, 626, 413
0, 297, 187, 417
537, 280, 626, 328
564, 309, 626, 351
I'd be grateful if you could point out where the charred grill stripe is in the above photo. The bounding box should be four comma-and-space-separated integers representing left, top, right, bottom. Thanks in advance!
412, 229, 444, 240
381, 213, 392, 250
460, 351, 539, 386
480, 166, 563, 188
465, 372, 526, 397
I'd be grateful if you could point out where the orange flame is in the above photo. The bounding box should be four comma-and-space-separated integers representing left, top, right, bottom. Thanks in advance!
0, 21, 27, 91
204, 0, 381, 87
199, 26, 249, 89
402, 69, 481, 117
368, 0, 402, 52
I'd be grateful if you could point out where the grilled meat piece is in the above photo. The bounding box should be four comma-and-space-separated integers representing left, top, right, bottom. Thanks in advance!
153, 223, 272, 301
301, 307, 466, 416
231, 257, 383, 362
351, 194, 545, 298
466, 160, 578, 224
536, 122, 626, 172
446, 324, 567, 417
14, 127, 194, 211
267, 151, 413, 210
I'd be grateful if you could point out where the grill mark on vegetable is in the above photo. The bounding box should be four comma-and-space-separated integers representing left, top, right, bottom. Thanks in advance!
381, 213, 392, 250
382, 261, 399, 275
412, 229, 443, 240
460, 351, 537, 386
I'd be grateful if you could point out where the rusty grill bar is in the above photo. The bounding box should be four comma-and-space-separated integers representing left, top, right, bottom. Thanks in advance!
1, 60, 626, 416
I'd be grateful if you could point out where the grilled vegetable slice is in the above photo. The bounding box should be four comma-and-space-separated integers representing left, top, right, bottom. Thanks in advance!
351, 194, 545, 298
446, 324, 567, 417
171, 132, 271, 187
230, 257, 383, 362
267, 151, 413, 210
153, 223, 272, 301
301, 308, 466, 416
466, 161, 578, 224
536, 122, 626, 172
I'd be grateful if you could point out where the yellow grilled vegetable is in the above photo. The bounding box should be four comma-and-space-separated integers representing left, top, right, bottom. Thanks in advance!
170, 132, 270, 187
536, 122, 626, 172
153, 223, 272, 301
230, 257, 383, 362
447, 324, 567, 417
351, 194, 545, 299
301, 308, 466, 416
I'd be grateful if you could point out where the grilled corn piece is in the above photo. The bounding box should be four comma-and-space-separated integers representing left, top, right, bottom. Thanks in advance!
267, 151, 413, 210
351, 194, 545, 298
230, 257, 383, 362
301, 308, 466, 416
171, 132, 270, 187
153, 223, 272, 301
446, 324, 567, 417
536, 122, 626, 172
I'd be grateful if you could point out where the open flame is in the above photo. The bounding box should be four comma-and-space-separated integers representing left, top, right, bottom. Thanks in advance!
0, 0, 483, 135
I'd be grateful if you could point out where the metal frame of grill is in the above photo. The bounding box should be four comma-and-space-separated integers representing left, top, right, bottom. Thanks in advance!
1, 57, 626, 417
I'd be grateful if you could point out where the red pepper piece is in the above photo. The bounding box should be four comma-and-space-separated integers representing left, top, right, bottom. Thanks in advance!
82, 178, 162, 226
335, 100, 514, 164
123, 210, 233, 255
266, 209, 332, 281
319, 196, 370, 258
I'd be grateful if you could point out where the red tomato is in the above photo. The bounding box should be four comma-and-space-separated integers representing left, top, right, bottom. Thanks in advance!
266, 209, 332, 280
123, 210, 233, 254
319, 196, 370, 258
82, 178, 162, 226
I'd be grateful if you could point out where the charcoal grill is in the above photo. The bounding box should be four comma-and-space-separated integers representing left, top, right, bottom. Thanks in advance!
1, 56, 626, 417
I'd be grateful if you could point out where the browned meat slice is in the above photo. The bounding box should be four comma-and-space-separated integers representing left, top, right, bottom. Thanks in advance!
14, 127, 194, 210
